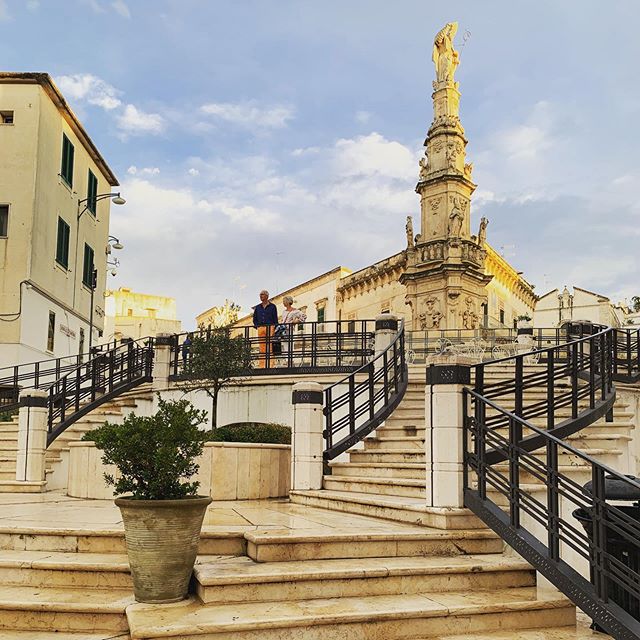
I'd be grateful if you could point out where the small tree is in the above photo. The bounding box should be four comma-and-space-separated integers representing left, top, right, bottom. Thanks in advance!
180, 326, 252, 430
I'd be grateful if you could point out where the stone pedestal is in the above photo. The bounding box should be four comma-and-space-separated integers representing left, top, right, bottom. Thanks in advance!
291, 382, 324, 491
424, 362, 470, 508
16, 389, 48, 482
374, 314, 399, 367
153, 333, 174, 394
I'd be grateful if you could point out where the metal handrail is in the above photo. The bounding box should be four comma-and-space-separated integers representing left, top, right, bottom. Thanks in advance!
464, 323, 640, 638
323, 320, 407, 460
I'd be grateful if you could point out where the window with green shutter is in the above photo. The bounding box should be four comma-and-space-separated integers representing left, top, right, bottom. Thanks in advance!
61, 134, 74, 187
87, 170, 98, 215
82, 244, 95, 288
0, 205, 8, 237
55, 217, 70, 269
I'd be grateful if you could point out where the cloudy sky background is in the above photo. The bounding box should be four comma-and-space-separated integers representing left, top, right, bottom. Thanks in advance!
2, 0, 639, 326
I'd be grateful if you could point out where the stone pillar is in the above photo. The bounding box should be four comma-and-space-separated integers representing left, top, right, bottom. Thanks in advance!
374, 314, 399, 364
516, 325, 534, 352
16, 389, 48, 483
291, 382, 324, 491
424, 362, 471, 508
153, 333, 174, 393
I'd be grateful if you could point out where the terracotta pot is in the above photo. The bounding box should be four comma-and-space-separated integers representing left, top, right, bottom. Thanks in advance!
115, 495, 212, 603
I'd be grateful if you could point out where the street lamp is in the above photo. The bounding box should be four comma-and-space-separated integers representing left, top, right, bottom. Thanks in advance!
78, 192, 126, 220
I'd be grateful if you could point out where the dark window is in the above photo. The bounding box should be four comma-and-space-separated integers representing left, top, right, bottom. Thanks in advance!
47, 311, 55, 352
0, 111, 13, 124
499, 309, 505, 325
82, 244, 95, 288
61, 133, 74, 187
87, 170, 98, 215
55, 217, 70, 269
0, 205, 7, 236
317, 307, 325, 323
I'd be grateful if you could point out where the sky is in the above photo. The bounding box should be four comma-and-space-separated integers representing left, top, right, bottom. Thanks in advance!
2, 0, 639, 327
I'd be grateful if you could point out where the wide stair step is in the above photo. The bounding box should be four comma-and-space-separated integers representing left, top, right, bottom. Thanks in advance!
329, 462, 425, 479
127, 588, 574, 639
323, 475, 426, 498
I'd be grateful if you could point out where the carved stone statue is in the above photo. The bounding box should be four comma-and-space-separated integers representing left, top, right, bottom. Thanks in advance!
477, 217, 488, 246
432, 22, 460, 86
448, 199, 464, 237
406, 216, 414, 248
464, 162, 473, 179
420, 296, 444, 329
418, 156, 429, 180
461, 295, 479, 329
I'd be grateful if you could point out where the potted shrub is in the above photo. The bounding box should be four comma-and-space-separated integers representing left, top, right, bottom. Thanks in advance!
89, 397, 211, 604
516, 314, 533, 330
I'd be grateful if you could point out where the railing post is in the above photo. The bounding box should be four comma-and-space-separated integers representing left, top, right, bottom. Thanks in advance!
425, 362, 471, 508
15, 389, 48, 484
152, 333, 174, 394
291, 382, 324, 491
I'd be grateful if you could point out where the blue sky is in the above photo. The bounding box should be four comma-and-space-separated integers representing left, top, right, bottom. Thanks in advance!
2, 1, 639, 326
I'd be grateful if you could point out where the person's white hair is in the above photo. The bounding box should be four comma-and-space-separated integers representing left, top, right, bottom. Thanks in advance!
283, 295, 294, 306
260, 290, 269, 297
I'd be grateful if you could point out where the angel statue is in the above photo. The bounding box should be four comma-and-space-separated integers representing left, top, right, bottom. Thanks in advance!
406, 216, 414, 248
478, 217, 489, 246
432, 22, 460, 86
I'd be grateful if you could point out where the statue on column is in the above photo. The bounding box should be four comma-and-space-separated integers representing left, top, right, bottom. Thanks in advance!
432, 22, 460, 86
448, 198, 464, 237
406, 216, 414, 248
477, 217, 488, 245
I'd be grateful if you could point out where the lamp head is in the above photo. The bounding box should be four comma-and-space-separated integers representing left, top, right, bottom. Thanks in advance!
111, 195, 126, 206
112, 242, 124, 250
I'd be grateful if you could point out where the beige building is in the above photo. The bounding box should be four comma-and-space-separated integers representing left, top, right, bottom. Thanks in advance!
534, 286, 626, 328
0, 72, 121, 367
103, 288, 182, 342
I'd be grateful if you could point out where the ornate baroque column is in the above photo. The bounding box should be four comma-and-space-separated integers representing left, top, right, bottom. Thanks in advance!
401, 22, 492, 331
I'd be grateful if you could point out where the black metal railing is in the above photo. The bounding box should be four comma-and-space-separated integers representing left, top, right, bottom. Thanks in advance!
464, 389, 640, 639
0, 341, 120, 414
323, 320, 407, 460
46, 340, 154, 446
169, 320, 375, 379
464, 322, 640, 638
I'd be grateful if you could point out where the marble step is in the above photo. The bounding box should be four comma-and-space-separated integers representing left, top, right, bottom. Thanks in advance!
0, 526, 246, 556
364, 436, 424, 451
245, 525, 500, 562
0, 584, 132, 633
126, 587, 574, 640
431, 621, 603, 639
329, 462, 425, 479
289, 490, 487, 530
349, 450, 426, 464
323, 475, 426, 498
0, 549, 132, 589
194, 553, 535, 604
0, 480, 46, 493
0, 632, 130, 640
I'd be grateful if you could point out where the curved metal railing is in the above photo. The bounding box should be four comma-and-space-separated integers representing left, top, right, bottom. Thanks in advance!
323, 320, 407, 460
464, 323, 640, 638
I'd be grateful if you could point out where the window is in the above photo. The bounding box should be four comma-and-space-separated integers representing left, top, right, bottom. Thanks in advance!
87, 170, 98, 215
0, 205, 7, 237
47, 311, 55, 352
317, 307, 325, 323
61, 133, 74, 187
82, 244, 95, 288
499, 308, 505, 325
55, 217, 70, 269
0, 111, 13, 124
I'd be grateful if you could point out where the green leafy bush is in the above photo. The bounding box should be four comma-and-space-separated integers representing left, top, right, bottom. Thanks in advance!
205, 422, 291, 445
83, 397, 208, 500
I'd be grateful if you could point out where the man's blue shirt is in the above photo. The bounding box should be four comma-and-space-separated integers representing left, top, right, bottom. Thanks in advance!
253, 302, 278, 327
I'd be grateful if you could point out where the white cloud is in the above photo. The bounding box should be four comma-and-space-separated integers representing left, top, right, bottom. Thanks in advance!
127, 166, 160, 176
332, 132, 415, 180
117, 104, 165, 136
188, 168, 200, 176
200, 101, 295, 129
355, 110, 372, 124
111, 0, 130, 18
55, 74, 122, 110
26, 0, 39, 12
291, 146, 320, 157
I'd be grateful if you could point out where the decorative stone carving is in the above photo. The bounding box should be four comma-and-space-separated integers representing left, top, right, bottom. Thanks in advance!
464, 162, 473, 179
418, 156, 429, 180
414, 233, 422, 245
419, 296, 443, 330
448, 197, 464, 237
478, 216, 488, 246
461, 295, 479, 329
406, 216, 414, 248
429, 197, 441, 213
432, 22, 460, 87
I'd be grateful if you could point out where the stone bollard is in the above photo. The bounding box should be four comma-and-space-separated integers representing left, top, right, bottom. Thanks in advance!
374, 313, 399, 368
516, 325, 534, 353
424, 362, 471, 508
16, 389, 48, 483
153, 333, 174, 394
291, 381, 324, 491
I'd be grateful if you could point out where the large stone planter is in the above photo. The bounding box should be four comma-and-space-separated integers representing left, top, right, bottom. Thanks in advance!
115, 496, 212, 603
68, 441, 291, 500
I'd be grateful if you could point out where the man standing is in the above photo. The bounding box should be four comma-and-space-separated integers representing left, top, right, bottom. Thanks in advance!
252, 290, 278, 368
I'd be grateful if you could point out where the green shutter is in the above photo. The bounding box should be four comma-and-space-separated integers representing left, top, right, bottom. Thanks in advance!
61, 134, 74, 187
87, 170, 98, 215
56, 217, 70, 269
83, 244, 94, 288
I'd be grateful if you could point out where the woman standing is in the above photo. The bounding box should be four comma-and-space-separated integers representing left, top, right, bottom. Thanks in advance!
280, 296, 306, 364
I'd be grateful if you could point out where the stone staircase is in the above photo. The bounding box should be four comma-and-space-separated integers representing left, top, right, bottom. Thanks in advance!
0, 387, 151, 494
